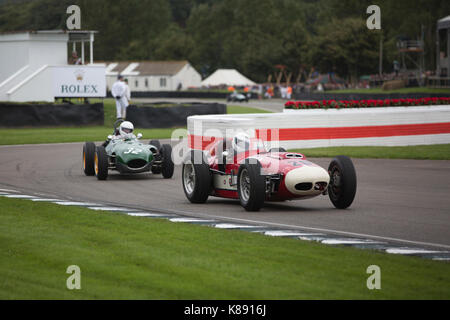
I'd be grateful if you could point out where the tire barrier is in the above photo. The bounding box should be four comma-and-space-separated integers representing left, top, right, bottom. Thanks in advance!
0, 102, 104, 127
187, 106, 450, 149
125, 102, 226, 128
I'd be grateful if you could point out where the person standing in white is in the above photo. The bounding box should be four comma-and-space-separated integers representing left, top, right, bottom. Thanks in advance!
111, 75, 129, 119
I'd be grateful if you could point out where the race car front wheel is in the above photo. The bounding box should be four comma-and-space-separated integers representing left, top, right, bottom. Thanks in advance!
83, 142, 96, 176
95, 146, 109, 180
237, 160, 266, 211
328, 156, 357, 209
182, 150, 211, 203
160, 144, 174, 179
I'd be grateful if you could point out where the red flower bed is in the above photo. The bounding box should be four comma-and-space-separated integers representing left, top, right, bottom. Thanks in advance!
284, 97, 450, 109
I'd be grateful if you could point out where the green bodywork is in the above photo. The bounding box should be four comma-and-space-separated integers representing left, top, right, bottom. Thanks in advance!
105, 138, 154, 165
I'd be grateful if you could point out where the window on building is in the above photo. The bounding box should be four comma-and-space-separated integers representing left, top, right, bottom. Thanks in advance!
145, 78, 149, 88
135, 80, 139, 88
160, 77, 166, 88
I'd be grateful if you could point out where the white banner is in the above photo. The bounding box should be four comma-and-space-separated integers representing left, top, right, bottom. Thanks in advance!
53, 66, 106, 97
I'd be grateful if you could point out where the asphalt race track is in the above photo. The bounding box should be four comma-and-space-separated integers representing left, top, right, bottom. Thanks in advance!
1, 141, 449, 250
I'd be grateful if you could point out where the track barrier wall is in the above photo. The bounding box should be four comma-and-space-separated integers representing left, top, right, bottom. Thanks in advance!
292, 92, 450, 101
126, 102, 226, 128
187, 106, 450, 150
0, 102, 104, 127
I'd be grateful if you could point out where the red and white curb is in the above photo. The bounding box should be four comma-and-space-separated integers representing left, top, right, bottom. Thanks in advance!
1, 188, 449, 262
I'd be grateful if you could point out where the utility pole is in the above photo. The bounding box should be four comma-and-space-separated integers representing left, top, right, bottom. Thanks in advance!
379, 32, 383, 76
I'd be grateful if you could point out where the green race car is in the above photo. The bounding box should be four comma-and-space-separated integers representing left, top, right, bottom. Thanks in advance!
82, 122, 174, 180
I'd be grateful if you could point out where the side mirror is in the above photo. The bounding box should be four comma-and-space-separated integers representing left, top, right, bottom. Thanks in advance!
107, 135, 113, 140
137, 133, 143, 139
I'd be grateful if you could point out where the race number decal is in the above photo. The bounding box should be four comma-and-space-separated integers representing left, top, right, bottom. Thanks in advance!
124, 147, 142, 154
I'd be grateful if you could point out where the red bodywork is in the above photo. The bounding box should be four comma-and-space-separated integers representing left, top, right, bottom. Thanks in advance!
204, 138, 329, 201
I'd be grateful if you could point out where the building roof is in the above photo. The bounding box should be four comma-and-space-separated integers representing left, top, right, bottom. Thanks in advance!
201, 69, 256, 86
438, 16, 450, 29
102, 60, 189, 76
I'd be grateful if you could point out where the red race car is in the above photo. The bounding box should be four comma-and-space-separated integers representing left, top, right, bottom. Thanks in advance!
182, 133, 357, 211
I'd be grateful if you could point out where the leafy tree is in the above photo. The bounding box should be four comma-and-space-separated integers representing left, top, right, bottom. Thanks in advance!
0, 0, 448, 81
310, 17, 380, 81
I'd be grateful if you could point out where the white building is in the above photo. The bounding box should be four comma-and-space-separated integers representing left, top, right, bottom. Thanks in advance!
103, 61, 202, 92
0, 30, 105, 102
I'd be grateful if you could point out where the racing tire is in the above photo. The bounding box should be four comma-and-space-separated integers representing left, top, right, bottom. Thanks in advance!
237, 159, 266, 211
95, 146, 109, 180
160, 144, 174, 179
83, 142, 96, 176
149, 139, 161, 150
269, 147, 287, 152
182, 150, 211, 203
327, 156, 357, 209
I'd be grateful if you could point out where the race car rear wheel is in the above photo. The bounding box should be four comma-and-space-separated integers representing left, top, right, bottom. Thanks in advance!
95, 146, 109, 180
237, 160, 266, 211
83, 142, 96, 176
328, 156, 357, 209
160, 144, 174, 179
182, 150, 211, 203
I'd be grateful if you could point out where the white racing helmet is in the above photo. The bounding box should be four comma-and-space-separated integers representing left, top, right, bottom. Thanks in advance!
119, 121, 134, 138
232, 133, 251, 153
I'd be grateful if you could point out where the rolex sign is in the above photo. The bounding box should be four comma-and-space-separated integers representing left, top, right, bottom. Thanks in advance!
54, 66, 106, 98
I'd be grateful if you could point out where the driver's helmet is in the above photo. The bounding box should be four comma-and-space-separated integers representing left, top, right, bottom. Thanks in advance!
232, 133, 251, 153
119, 121, 134, 138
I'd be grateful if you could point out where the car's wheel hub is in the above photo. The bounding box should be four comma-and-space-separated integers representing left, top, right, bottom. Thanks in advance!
183, 163, 195, 195
239, 168, 251, 202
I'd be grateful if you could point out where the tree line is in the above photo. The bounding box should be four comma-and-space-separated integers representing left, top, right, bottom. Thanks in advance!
0, 0, 448, 83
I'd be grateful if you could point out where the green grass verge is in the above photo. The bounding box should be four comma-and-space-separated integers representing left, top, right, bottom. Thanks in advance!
326, 87, 450, 94
0, 196, 449, 299
227, 105, 271, 114
0, 126, 182, 145
290, 144, 450, 160
0, 101, 269, 145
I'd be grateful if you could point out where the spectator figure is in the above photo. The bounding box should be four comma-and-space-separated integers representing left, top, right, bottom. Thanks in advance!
287, 85, 292, 99
264, 86, 274, 99
393, 60, 400, 77
70, 51, 82, 65
111, 75, 129, 120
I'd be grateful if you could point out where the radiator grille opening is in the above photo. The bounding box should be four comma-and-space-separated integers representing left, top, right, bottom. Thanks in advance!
295, 182, 313, 191
127, 159, 147, 169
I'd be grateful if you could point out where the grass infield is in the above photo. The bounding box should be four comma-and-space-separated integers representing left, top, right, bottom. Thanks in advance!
0, 196, 449, 299
0, 101, 268, 145
290, 144, 450, 160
